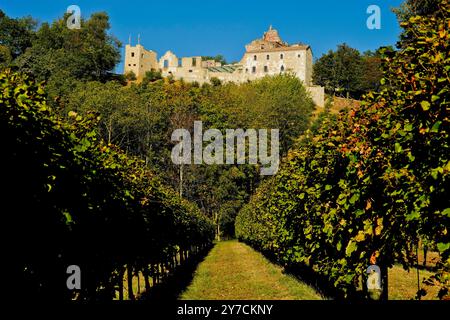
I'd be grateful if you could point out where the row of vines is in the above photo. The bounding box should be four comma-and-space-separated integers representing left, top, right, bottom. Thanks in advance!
1, 70, 215, 300
236, 0, 450, 299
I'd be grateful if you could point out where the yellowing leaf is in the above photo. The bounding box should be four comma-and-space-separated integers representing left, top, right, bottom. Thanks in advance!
355, 231, 365, 242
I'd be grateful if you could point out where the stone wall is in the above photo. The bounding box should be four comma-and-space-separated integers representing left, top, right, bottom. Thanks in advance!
306, 86, 325, 108
124, 44, 158, 79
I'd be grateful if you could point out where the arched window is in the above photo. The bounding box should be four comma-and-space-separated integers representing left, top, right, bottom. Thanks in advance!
264, 66, 268, 73
252, 66, 256, 73
266, 55, 270, 60
253, 55, 257, 61
280, 53, 284, 59
281, 65, 285, 72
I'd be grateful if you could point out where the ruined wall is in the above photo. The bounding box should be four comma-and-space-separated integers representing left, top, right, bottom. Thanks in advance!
306, 86, 325, 108
124, 44, 158, 79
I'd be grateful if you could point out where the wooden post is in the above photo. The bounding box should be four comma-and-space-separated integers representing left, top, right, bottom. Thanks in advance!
127, 264, 135, 300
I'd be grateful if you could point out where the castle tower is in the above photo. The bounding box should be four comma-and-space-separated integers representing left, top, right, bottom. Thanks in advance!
124, 41, 158, 80
263, 25, 283, 44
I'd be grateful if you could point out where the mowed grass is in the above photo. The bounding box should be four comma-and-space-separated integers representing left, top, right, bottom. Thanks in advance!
389, 265, 439, 300
180, 240, 323, 300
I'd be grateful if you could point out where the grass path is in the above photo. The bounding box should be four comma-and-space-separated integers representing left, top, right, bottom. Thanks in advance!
180, 240, 323, 300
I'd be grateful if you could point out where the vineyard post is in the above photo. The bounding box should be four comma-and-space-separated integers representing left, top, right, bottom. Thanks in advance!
127, 264, 135, 300
380, 264, 388, 300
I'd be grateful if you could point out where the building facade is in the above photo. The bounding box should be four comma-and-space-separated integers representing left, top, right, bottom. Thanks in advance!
124, 27, 324, 107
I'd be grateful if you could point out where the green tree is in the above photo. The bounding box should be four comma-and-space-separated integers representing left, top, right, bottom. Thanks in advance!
15, 12, 121, 82
313, 43, 364, 98
202, 54, 227, 65
142, 69, 162, 84
394, 0, 441, 21
125, 70, 137, 81
0, 10, 36, 59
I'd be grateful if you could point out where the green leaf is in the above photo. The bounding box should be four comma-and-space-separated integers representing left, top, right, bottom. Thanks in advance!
442, 208, 450, 217
404, 123, 413, 132
437, 243, 450, 253
406, 211, 420, 221
430, 121, 442, 133
349, 193, 360, 205
345, 241, 357, 256
395, 143, 402, 153
420, 101, 431, 111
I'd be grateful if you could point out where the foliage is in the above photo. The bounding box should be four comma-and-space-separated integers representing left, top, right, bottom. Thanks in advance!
236, 0, 450, 299
1, 70, 214, 300
202, 54, 227, 66
313, 44, 383, 99
13, 12, 121, 82
0, 10, 36, 59
125, 70, 137, 81
142, 69, 162, 84
394, 0, 441, 22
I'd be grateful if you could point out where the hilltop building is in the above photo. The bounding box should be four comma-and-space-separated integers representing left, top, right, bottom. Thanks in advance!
124, 26, 324, 107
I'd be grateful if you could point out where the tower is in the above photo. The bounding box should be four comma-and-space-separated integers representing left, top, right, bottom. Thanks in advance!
124, 36, 158, 80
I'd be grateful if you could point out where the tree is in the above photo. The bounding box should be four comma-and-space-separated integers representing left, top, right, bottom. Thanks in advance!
313, 44, 365, 99
14, 12, 121, 82
125, 70, 137, 81
202, 54, 227, 65
0, 44, 12, 67
0, 10, 36, 59
313, 44, 385, 99
142, 69, 162, 84
394, 0, 441, 21
210, 77, 222, 86
359, 50, 384, 93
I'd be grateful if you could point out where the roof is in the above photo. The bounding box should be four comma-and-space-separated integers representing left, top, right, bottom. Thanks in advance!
246, 45, 310, 54
207, 65, 241, 73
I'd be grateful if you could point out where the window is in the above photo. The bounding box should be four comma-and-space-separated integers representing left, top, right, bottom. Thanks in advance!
253, 55, 257, 61
252, 66, 256, 73
280, 53, 284, 59
128, 64, 131, 66
266, 55, 270, 60
163, 60, 169, 68
281, 65, 285, 72
192, 58, 197, 67
189, 69, 193, 73
141, 65, 143, 68
142, 54, 144, 58
298, 54, 301, 58
245, 68, 248, 73
264, 66, 268, 73
133, 64, 136, 66
131, 52, 135, 57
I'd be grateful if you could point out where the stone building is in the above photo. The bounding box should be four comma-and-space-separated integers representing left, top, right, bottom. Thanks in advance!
124, 26, 324, 107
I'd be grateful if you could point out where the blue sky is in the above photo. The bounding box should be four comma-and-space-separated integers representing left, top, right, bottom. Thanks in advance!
2, 0, 404, 73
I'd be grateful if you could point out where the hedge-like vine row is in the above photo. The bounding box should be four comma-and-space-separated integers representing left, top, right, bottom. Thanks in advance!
1, 70, 215, 300
236, 1, 450, 299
